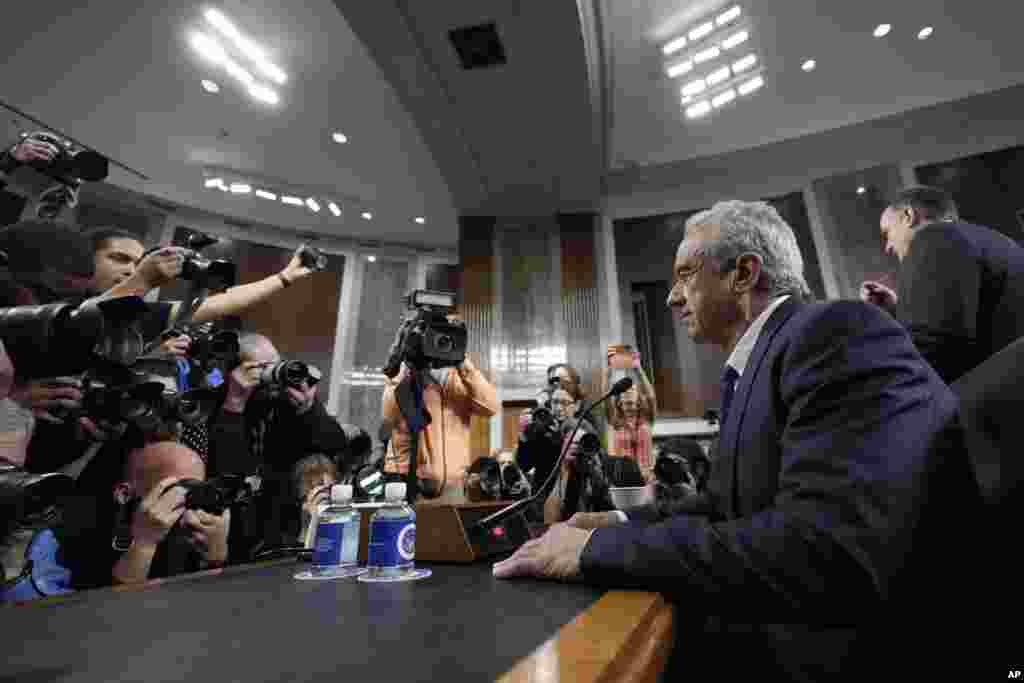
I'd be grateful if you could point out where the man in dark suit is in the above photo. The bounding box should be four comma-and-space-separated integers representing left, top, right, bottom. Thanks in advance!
494, 200, 980, 679
861, 185, 1024, 383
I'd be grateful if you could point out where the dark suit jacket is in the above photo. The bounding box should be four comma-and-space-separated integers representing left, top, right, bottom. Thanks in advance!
898, 220, 1024, 383
580, 298, 982, 679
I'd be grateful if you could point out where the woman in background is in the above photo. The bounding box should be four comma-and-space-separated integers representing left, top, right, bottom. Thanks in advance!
605, 346, 657, 481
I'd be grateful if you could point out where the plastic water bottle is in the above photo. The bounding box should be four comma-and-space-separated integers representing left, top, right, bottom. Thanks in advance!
365, 482, 417, 579
311, 484, 361, 577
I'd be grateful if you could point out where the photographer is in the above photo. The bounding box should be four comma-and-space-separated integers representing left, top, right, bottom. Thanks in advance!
191, 333, 348, 554
84, 229, 321, 339
542, 418, 644, 524
65, 441, 229, 588
381, 307, 497, 497
515, 387, 577, 491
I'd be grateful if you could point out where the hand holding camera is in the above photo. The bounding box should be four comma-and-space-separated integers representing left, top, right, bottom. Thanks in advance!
10, 137, 59, 164
131, 476, 189, 547
9, 377, 83, 424
181, 507, 230, 565
280, 244, 328, 284
134, 247, 187, 290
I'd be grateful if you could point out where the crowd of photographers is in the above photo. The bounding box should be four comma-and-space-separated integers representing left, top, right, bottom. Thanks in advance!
0, 130, 711, 601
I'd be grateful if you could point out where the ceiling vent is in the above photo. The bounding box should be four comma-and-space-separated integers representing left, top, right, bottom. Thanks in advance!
448, 22, 506, 70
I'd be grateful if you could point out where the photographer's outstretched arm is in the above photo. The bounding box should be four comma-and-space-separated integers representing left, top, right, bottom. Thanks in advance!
191, 251, 314, 323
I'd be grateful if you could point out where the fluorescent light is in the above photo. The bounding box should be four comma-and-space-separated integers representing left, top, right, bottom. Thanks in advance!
414, 217, 426, 225
681, 95, 692, 105
249, 84, 279, 105
306, 198, 321, 212
802, 59, 816, 72
689, 22, 714, 41
706, 66, 731, 86
666, 60, 693, 78
366, 255, 377, 263
681, 79, 707, 97
328, 202, 341, 217
281, 195, 304, 206
733, 54, 757, 72
190, 32, 228, 64
716, 6, 741, 26
663, 36, 688, 56
857, 186, 867, 195
229, 183, 252, 194
224, 59, 255, 87
255, 189, 277, 200
361, 212, 373, 220
201, 79, 220, 93
694, 46, 721, 63
722, 30, 749, 50
686, 101, 712, 119
737, 75, 764, 95
205, 7, 287, 85
204, 177, 224, 189
873, 23, 891, 38
711, 89, 736, 107
917, 26, 933, 40
332, 132, 348, 144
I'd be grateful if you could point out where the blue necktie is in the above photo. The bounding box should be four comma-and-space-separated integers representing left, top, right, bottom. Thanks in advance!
720, 365, 740, 425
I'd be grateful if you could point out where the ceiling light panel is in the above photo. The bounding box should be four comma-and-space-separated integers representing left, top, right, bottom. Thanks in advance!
706, 66, 731, 86
189, 8, 287, 106
716, 6, 742, 26
686, 101, 712, 119
732, 54, 757, 73
666, 60, 693, 78
328, 202, 342, 217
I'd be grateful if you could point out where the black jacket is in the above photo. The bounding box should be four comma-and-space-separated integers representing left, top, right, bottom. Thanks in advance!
897, 220, 1024, 383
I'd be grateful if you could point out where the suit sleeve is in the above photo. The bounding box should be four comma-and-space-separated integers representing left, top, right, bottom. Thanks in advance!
897, 225, 980, 382
581, 303, 942, 617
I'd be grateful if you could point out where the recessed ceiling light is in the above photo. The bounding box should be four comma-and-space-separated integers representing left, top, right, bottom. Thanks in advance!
711, 89, 737, 108
689, 22, 714, 42
281, 195, 304, 206
328, 202, 342, 217
306, 198, 321, 212
414, 217, 426, 225
332, 132, 348, 144
361, 212, 373, 220
802, 59, 816, 72
229, 183, 252, 194
367, 255, 377, 262
681, 78, 707, 97
666, 60, 694, 78
917, 26, 933, 40
873, 23, 892, 38
733, 54, 757, 73
706, 66, 731, 87
201, 79, 220, 93
722, 30, 749, 50
663, 36, 688, 56
255, 189, 277, 200
249, 84, 279, 105
716, 6, 742, 26
694, 46, 721, 64
857, 186, 867, 195
204, 177, 225, 189
737, 75, 764, 95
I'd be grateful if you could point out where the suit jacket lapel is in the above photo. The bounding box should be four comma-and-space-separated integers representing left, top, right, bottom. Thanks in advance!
717, 297, 803, 518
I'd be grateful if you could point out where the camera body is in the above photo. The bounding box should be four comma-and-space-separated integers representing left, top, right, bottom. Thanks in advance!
523, 405, 560, 443
171, 229, 237, 290
464, 456, 531, 502
1, 133, 109, 220
170, 475, 253, 516
385, 290, 467, 374
161, 323, 239, 388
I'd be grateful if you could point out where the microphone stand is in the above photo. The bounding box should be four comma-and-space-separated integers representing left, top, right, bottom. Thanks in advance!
471, 377, 634, 534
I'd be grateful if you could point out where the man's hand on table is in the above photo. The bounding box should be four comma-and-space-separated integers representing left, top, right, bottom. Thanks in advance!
492, 523, 594, 581
565, 511, 624, 530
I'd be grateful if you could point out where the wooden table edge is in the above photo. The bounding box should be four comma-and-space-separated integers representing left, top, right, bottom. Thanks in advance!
497, 590, 674, 683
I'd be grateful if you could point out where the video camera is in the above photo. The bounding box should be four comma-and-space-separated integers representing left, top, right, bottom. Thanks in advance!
383, 289, 467, 375
167, 475, 254, 516
0, 132, 109, 220
0, 296, 149, 382
171, 229, 237, 291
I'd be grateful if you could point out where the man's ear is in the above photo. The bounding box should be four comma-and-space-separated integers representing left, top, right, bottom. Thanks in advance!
112, 482, 133, 506
732, 253, 763, 293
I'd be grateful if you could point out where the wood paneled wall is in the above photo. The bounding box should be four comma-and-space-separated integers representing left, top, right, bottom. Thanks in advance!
459, 217, 497, 460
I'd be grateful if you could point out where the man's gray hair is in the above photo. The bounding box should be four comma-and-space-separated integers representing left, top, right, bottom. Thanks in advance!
686, 200, 810, 298
237, 332, 276, 358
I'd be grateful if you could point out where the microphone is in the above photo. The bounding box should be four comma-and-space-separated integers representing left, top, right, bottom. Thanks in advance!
471, 376, 632, 535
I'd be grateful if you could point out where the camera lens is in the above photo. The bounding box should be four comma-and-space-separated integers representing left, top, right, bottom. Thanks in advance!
436, 334, 454, 352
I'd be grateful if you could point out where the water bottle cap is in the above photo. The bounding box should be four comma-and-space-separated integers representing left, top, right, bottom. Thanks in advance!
331, 484, 353, 502
384, 482, 406, 500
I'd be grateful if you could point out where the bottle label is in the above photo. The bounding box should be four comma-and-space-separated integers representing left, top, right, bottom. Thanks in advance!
313, 521, 345, 566
368, 519, 416, 567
